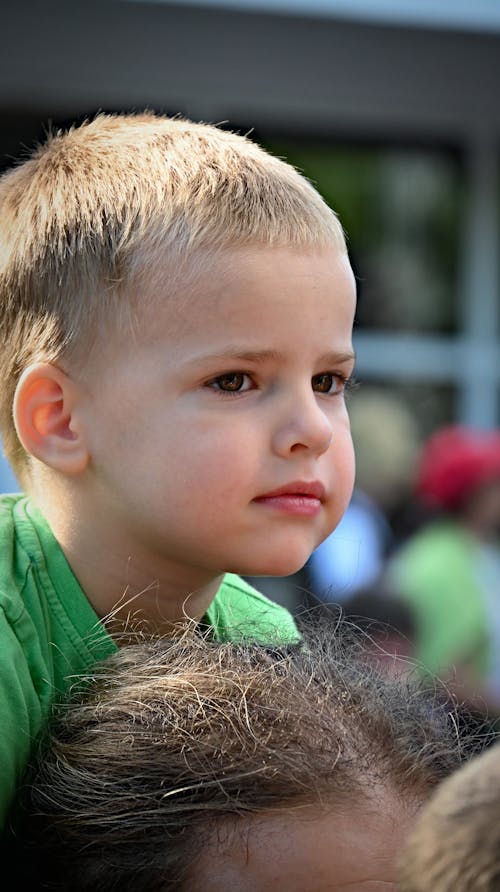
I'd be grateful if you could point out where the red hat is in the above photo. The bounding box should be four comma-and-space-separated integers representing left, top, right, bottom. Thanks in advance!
415, 425, 500, 511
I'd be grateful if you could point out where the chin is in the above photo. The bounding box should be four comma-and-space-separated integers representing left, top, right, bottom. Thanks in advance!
242, 553, 310, 579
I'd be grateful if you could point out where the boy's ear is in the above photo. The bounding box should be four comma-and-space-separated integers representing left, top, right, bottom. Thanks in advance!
13, 363, 89, 475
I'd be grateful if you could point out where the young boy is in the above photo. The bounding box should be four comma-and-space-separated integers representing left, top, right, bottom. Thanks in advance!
0, 112, 357, 825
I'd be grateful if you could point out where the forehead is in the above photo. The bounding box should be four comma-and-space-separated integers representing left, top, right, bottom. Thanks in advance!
137, 243, 356, 346
194, 797, 418, 892
71, 244, 355, 389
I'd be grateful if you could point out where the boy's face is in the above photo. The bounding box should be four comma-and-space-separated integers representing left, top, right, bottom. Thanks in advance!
78, 245, 356, 587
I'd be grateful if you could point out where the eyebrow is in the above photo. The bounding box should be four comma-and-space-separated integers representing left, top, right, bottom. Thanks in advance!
192, 348, 356, 366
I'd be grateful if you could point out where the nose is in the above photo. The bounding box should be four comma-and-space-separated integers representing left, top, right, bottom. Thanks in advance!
271, 391, 334, 458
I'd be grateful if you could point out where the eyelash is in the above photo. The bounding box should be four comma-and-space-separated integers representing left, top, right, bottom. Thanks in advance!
206, 372, 357, 397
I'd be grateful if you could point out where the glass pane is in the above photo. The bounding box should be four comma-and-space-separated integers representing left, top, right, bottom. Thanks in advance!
262, 139, 463, 334
348, 381, 456, 447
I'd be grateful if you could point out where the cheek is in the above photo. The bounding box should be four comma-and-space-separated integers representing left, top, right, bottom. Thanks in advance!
169, 428, 256, 493
86, 389, 150, 458
334, 424, 355, 487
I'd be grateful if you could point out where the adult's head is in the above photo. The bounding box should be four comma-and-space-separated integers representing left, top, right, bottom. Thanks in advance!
11, 622, 476, 891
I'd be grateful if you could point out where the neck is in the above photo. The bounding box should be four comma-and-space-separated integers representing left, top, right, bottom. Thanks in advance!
64, 532, 223, 638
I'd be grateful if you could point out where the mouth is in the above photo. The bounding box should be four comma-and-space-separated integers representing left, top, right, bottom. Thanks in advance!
253, 481, 326, 516
255, 481, 326, 501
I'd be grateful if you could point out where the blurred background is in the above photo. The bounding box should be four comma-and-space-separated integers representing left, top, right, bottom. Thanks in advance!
1, 0, 500, 715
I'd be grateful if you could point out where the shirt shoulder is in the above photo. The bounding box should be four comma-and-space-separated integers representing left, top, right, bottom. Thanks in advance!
206, 573, 299, 644
0, 493, 116, 691
0, 494, 117, 827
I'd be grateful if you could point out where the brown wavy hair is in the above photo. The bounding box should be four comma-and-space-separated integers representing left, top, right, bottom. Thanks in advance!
10, 619, 484, 890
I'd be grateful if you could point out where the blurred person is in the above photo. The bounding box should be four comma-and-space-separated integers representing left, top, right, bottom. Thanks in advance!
385, 425, 500, 712
307, 389, 420, 602
339, 585, 417, 677
400, 743, 500, 891
8, 622, 480, 892
335, 589, 495, 742
307, 488, 392, 601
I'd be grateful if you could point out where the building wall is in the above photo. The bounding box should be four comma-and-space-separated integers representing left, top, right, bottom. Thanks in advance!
1, 0, 498, 458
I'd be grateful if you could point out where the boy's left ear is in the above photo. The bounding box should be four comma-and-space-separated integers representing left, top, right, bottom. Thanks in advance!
13, 362, 90, 476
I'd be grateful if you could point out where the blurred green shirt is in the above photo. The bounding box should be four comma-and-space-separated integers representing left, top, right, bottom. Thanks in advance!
388, 521, 490, 679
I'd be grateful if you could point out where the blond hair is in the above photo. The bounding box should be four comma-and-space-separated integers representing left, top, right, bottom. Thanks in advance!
0, 112, 346, 478
11, 619, 476, 891
400, 743, 500, 892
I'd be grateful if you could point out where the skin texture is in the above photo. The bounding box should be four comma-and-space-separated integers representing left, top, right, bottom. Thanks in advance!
192, 796, 419, 892
29, 244, 356, 631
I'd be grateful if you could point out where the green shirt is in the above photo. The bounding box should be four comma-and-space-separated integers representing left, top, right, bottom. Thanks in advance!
0, 494, 298, 827
387, 521, 489, 677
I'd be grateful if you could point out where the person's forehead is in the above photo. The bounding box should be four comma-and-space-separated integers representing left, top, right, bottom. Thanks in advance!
138, 242, 355, 343
194, 796, 417, 892
70, 243, 355, 391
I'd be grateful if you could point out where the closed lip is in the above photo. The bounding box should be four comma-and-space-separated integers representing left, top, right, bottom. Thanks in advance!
254, 481, 326, 501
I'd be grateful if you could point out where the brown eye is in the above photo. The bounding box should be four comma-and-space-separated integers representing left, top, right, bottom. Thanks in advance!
212, 373, 251, 392
217, 374, 244, 391
312, 373, 339, 394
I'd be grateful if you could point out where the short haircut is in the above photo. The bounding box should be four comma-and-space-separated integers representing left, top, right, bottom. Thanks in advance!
0, 112, 346, 479
10, 620, 482, 891
400, 743, 500, 892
